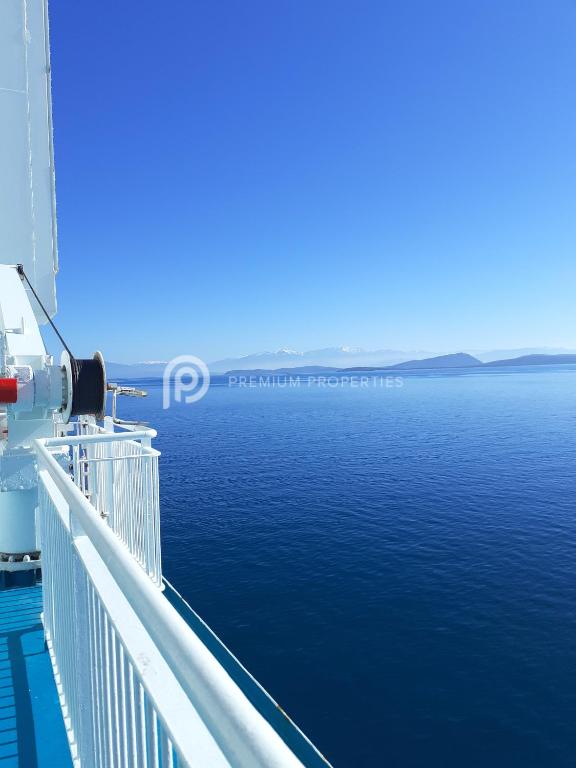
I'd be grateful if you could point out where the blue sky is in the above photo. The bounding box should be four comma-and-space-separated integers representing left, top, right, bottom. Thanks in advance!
49, 0, 576, 363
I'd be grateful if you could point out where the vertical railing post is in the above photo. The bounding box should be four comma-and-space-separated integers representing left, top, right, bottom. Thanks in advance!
104, 443, 114, 523
72, 549, 95, 763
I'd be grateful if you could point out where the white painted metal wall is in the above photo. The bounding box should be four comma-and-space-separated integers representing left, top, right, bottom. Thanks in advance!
0, 0, 58, 319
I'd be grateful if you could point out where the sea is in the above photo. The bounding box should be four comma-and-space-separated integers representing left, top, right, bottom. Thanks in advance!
118, 365, 576, 767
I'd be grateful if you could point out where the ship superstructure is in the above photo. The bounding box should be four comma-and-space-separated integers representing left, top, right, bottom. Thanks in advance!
0, 2, 329, 765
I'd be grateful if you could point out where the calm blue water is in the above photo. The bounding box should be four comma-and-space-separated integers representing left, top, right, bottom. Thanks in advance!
120, 366, 576, 767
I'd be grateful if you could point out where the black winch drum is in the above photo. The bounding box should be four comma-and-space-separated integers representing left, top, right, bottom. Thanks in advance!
61, 351, 107, 423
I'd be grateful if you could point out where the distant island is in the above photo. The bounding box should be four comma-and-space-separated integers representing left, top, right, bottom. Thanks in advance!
105, 352, 576, 380
341, 352, 480, 372
484, 354, 576, 367
223, 352, 576, 377
206, 345, 576, 372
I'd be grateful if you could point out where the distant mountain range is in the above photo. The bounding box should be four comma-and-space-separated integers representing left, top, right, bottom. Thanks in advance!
105, 351, 576, 380
339, 352, 576, 373
229, 352, 483, 375
209, 346, 425, 372
209, 345, 576, 372
343, 352, 480, 372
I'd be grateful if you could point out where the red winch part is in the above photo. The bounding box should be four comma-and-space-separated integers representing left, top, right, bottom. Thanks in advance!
0, 378, 18, 404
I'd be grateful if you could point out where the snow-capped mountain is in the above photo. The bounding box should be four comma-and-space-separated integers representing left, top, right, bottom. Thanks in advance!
209, 347, 428, 372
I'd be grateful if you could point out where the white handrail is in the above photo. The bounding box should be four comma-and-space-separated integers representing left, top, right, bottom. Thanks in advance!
39, 470, 229, 766
48, 430, 158, 447
35, 437, 306, 767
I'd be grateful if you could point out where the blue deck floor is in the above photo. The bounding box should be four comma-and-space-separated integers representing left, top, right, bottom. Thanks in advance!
0, 583, 71, 768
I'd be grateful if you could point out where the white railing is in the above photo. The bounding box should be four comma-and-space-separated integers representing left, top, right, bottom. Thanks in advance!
48, 428, 162, 586
35, 437, 309, 768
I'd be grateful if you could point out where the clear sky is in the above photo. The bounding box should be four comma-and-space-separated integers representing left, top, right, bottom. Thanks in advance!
48, 0, 576, 363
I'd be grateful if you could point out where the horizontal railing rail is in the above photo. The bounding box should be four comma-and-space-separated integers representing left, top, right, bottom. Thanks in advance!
35, 437, 306, 767
68, 417, 157, 443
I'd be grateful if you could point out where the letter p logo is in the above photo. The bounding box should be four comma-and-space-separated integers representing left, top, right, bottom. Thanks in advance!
163, 355, 211, 409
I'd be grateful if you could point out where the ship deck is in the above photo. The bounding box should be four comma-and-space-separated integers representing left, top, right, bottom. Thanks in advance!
0, 583, 71, 767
